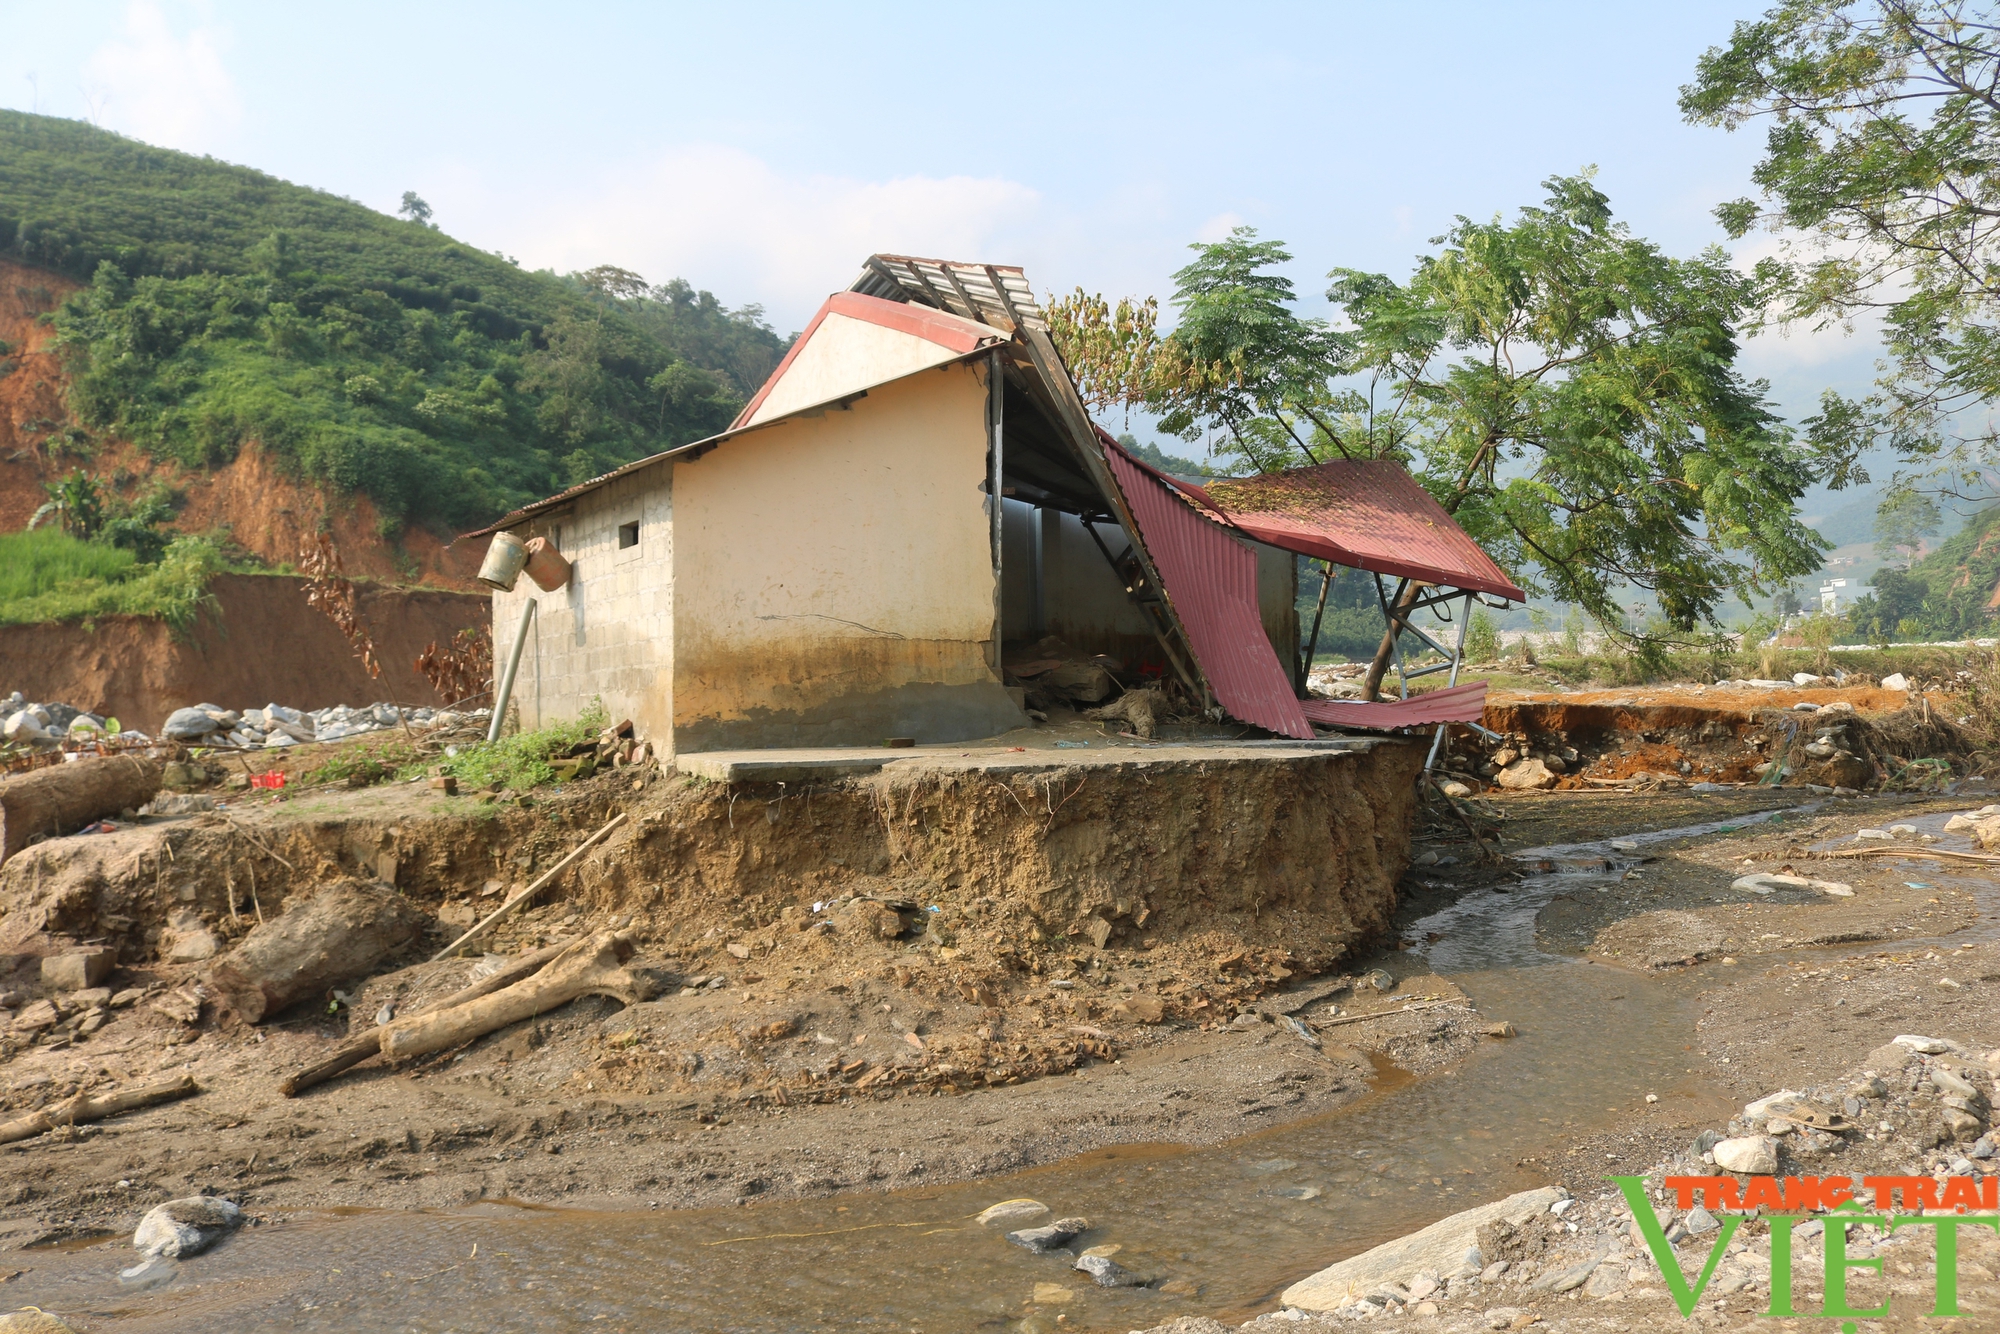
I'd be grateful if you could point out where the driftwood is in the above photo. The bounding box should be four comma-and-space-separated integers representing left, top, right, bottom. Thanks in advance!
382, 931, 653, 1061
207, 880, 428, 1022
1313, 999, 1471, 1029
430, 812, 627, 960
0, 754, 162, 867
0, 1073, 199, 1145
279, 937, 577, 1096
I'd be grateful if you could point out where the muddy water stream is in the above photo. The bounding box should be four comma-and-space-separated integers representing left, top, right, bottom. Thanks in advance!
7, 805, 1939, 1332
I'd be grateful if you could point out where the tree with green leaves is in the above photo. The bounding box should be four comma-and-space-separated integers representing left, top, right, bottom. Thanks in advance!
1874, 487, 1942, 563
398, 191, 434, 227
1050, 174, 1844, 698
1682, 1, 2000, 484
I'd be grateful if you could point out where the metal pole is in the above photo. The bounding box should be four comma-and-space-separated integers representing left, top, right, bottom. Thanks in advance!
1425, 592, 1475, 772
487, 598, 538, 744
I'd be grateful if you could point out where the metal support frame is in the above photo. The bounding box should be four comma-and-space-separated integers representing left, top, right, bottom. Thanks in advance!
1079, 517, 1203, 702
1367, 577, 1502, 770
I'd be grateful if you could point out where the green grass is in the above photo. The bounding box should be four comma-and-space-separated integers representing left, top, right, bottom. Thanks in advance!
1534, 644, 1990, 688
420, 702, 607, 792
0, 529, 221, 629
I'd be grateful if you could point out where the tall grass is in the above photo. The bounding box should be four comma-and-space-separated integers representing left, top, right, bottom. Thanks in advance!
0, 530, 223, 630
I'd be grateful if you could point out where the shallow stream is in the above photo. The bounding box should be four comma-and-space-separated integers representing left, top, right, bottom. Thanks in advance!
10, 803, 1984, 1331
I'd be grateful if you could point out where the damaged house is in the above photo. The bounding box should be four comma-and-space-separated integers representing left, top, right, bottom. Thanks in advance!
464, 255, 1517, 757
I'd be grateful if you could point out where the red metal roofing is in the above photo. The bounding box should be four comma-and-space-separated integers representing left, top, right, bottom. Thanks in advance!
1183, 461, 1527, 602
1298, 680, 1490, 731
730, 291, 1001, 429
1101, 445, 1314, 740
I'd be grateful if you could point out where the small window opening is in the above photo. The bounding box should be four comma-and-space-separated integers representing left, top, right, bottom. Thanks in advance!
618, 521, 639, 550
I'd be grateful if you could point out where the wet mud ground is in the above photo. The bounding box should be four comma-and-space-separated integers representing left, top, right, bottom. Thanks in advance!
10, 785, 2000, 1330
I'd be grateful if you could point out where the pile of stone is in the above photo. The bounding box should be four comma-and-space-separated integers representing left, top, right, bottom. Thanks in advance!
1150, 1031, 2000, 1330
160, 702, 490, 749
1, 692, 151, 748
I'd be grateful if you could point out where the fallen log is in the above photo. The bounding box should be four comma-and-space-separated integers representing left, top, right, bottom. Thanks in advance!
381, 930, 654, 1062
0, 754, 163, 867
207, 880, 429, 1023
279, 937, 577, 1096
0, 1073, 199, 1145
430, 811, 627, 960
1313, 999, 1471, 1029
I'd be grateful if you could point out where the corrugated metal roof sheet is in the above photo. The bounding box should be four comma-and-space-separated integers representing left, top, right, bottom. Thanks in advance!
1299, 681, 1490, 731
1101, 445, 1313, 740
851, 254, 1044, 332
1188, 461, 1527, 602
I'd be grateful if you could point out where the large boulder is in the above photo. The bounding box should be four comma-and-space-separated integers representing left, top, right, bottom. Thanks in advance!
1495, 757, 1557, 791
1282, 1187, 1564, 1310
132, 1196, 243, 1258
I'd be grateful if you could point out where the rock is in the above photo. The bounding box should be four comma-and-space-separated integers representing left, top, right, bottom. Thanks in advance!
976, 1198, 1049, 1227
1029, 1282, 1073, 1305
1745, 1090, 1805, 1117
1007, 1216, 1091, 1254
1882, 672, 1910, 691
11, 999, 58, 1033
161, 706, 225, 740
1584, 1263, 1630, 1298
132, 1196, 243, 1258
162, 911, 222, 964
1711, 1135, 1779, 1174
846, 901, 905, 941
1084, 916, 1113, 949
1866, 1043, 1915, 1071
1895, 1034, 1954, 1055
1889, 823, 1919, 838
0, 1312, 81, 1332
41, 949, 114, 991
1074, 1252, 1140, 1286
1533, 1254, 1603, 1293
1854, 828, 1893, 841
1496, 757, 1557, 791
1482, 1310, 1526, 1331
1406, 1273, 1440, 1300
1364, 968, 1396, 992
1793, 672, 1824, 686
1682, 1205, 1718, 1234
1156, 1278, 1203, 1297
1438, 779, 1473, 798
1112, 994, 1164, 1023
1282, 1187, 1565, 1312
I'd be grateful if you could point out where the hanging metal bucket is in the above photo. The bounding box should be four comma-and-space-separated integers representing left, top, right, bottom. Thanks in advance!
522, 536, 573, 592
477, 531, 530, 591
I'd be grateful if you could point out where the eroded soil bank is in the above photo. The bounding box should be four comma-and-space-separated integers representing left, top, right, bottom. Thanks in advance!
0, 736, 1458, 1235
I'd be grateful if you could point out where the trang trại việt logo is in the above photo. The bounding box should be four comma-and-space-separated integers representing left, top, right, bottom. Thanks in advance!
1614, 1173, 2000, 1323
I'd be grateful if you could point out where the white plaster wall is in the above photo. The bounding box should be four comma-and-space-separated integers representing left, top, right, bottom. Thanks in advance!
747, 312, 965, 425
489, 465, 674, 744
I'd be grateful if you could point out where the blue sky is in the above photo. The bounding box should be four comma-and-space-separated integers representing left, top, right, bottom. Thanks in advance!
1, 1, 1881, 453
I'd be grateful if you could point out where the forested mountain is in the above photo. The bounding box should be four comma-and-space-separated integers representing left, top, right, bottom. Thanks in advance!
0, 111, 788, 533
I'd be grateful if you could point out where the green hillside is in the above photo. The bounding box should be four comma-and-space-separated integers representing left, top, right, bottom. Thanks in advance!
0, 111, 787, 533
1845, 505, 2000, 642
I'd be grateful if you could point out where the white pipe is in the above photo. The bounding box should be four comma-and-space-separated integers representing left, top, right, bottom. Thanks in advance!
487, 598, 538, 743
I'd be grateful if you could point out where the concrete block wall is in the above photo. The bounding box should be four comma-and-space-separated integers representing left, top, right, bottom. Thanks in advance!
489, 464, 675, 744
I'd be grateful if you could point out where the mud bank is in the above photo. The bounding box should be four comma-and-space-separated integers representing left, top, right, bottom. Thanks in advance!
0, 573, 486, 732
0, 736, 1456, 1234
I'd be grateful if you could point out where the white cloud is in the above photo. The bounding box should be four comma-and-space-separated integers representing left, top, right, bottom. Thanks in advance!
82, 1, 239, 152
492, 146, 1044, 331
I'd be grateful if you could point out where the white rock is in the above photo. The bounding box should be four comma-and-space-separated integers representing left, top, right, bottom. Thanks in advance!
1745, 1090, 1805, 1118
1889, 824, 1919, 838
976, 1198, 1050, 1227
1896, 1035, 1955, 1054
1792, 672, 1824, 685
132, 1196, 243, 1258
1854, 829, 1894, 841
1711, 1136, 1779, 1174
1282, 1187, 1565, 1312
1882, 672, 1911, 691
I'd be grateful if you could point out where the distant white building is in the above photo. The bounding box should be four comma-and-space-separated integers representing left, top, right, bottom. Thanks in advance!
1820, 578, 1849, 614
